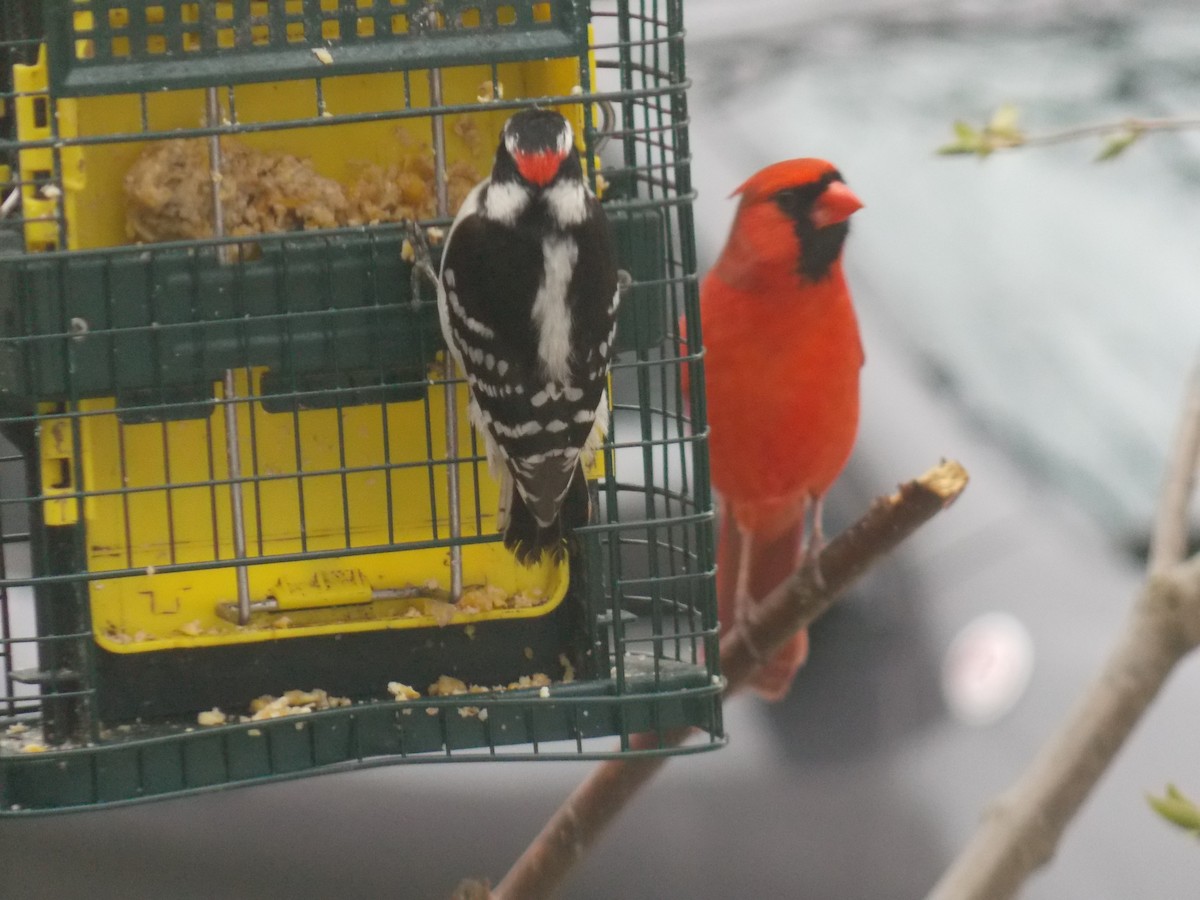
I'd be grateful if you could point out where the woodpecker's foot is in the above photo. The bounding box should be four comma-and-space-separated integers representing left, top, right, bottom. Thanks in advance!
401, 219, 439, 295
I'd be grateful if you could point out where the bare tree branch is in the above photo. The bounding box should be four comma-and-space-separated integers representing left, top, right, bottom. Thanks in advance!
928, 362, 1200, 899
1149, 358, 1200, 574
492, 460, 969, 900
451, 880, 493, 900
927, 554, 1200, 900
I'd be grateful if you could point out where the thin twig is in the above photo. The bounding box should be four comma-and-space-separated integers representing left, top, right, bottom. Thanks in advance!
940, 111, 1200, 159
1017, 116, 1200, 149
1149, 357, 1200, 574
492, 461, 969, 900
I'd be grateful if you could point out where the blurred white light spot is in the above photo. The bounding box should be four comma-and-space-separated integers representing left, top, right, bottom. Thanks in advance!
942, 612, 1034, 726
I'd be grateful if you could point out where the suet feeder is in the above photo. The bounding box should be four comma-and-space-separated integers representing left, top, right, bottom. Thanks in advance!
0, 0, 718, 813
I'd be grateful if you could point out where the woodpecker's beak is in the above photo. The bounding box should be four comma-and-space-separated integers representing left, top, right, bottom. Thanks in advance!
513, 149, 567, 187
809, 181, 863, 229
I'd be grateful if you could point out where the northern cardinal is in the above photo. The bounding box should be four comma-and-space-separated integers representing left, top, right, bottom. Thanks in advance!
699, 159, 864, 700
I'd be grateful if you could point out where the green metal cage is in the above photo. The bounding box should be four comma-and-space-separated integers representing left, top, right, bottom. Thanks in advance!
0, 0, 718, 814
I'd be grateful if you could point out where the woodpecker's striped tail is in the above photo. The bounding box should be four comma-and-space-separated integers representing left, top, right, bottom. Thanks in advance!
503, 462, 591, 566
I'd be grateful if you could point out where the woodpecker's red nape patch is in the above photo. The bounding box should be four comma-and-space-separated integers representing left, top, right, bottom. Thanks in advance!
514, 149, 565, 187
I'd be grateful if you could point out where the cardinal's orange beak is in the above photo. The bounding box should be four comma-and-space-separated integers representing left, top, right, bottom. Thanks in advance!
810, 181, 864, 229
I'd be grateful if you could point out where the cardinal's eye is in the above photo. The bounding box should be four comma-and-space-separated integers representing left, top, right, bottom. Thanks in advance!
773, 185, 822, 220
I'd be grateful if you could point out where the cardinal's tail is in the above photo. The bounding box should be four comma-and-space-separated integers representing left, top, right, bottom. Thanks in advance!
716, 502, 809, 701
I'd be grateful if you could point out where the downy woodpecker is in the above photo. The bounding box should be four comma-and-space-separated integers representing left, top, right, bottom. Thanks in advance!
438, 109, 619, 564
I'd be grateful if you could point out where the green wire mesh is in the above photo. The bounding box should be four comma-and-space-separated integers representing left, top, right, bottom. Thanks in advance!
46, 0, 589, 96
0, 0, 719, 814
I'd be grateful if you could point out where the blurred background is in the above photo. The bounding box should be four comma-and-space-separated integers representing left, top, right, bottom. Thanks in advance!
5, 0, 1200, 896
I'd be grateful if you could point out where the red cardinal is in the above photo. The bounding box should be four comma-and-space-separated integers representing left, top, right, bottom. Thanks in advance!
699, 159, 864, 700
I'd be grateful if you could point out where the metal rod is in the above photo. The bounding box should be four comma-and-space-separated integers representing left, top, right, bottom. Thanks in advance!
430, 74, 450, 218
206, 87, 253, 625
205, 88, 225, 244
214, 582, 454, 619
429, 66, 462, 602
222, 370, 253, 625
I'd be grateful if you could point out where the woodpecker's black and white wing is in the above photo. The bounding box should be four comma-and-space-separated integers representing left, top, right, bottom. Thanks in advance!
438, 116, 619, 564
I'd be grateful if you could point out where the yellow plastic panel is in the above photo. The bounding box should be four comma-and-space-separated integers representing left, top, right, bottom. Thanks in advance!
12, 47, 82, 252
79, 368, 486, 566
39, 411, 93, 526
93, 544, 568, 654
13, 51, 589, 250
83, 369, 568, 653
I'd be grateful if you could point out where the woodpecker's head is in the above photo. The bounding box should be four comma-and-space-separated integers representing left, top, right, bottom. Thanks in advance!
727, 158, 863, 284
496, 109, 579, 188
